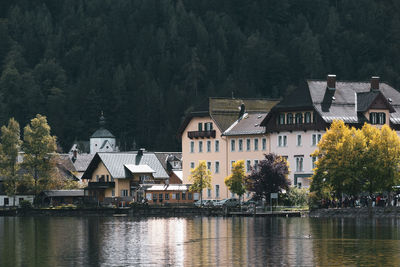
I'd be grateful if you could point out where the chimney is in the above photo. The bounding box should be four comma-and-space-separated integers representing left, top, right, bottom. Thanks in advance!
238, 103, 245, 119
72, 149, 77, 163
371, 76, 380, 91
138, 148, 145, 156
327, 74, 336, 90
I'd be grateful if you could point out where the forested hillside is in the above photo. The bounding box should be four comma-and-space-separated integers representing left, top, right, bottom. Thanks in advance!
0, 0, 399, 151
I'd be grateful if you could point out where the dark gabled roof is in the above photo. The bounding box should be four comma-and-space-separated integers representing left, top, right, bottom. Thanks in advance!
82, 152, 169, 180
357, 91, 380, 112
179, 97, 280, 135
308, 80, 399, 124
90, 128, 115, 138
72, 154, 95, 172
270, 82, 314, 111
154, 152, 182, 171
223, 113, 267, 136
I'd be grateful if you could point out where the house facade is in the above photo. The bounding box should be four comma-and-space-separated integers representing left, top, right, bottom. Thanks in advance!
180, 98, 279, 200
262, 75, 400, 188
82, 150, 193, 205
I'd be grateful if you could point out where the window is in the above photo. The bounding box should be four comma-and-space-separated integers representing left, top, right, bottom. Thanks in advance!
278, 135, 287, 147
207, 162, 211, 171
287, 113, 293, 124
246, 160, 251, 172
231, 139, 235, 152
121, 190, 129, 197
153, 193, 157, 202
182, 192, 186, 200
215, 161, 220, 173
190, 162, 195, 169
238, 139, 243, 151
159, 194, 163, 202
190, 141, 194, 153
262, 138, 267, 151
198, 122, 203, 131
165, 193, 169, 200
96, 175, 99, 182
4, 198, 9, 205
246, 139, 251, 151
176, 193, 180, 200
106, 175, 109, 181
207, 141, 211, 152
295, 113, 303, 124
370, 112, 386, 125
207, 189, 211, 198
188, 193, 193, 200
199, 141, 203, 153
295, 156, 304, 172
215, 140, 219, 152
254, 139, 259, 151
254, 160, 259, 170
216, 185, 220, 198
231, 192, 235, 198
278, 113, 285, 125
297, 135, 302, 146
312, 134, 322, 146
305, 112, 311, 123
312, 156, 317, 169
378, 113, 386, 124
172, 193, 176, 200
205, 122, 213, 131
112, 190, 115, 197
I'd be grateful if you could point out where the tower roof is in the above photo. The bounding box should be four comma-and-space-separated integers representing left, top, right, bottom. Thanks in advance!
90, 112, 115, 138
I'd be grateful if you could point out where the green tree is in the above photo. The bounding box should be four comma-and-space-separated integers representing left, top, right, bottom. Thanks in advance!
0, 118, 22, 205
23, 114, 57, 195
189, 160, 212, 205
224, 160, 246, 202
246, 154, 290, 203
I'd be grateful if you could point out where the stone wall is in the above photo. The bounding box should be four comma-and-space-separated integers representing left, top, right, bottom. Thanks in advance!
310, 207, 400, 218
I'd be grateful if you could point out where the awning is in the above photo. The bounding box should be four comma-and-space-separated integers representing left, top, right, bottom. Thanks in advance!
124, 164, 155, 174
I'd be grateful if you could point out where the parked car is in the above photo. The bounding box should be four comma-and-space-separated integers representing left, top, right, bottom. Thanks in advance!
204, 199, 218, 207
194, 200, 213, 207
215, 198, 240, 207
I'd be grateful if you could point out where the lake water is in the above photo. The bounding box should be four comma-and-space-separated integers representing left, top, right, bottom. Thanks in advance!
1, 216, 400, 266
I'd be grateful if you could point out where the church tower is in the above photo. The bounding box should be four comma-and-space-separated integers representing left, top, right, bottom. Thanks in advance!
90, 112, 117, 154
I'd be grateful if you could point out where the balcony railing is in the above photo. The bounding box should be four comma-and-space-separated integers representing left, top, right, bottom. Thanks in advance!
88, 181, 115, 189
187, 130, 216, 139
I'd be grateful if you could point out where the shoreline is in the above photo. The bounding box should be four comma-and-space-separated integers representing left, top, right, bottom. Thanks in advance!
310, 207, 400, 218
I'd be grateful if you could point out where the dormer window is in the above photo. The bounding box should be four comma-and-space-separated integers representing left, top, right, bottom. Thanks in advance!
278, 114, 285, 125
370, 112, 386, 125
198, 123, 203, 131
304, 112, 311, 123
295, 113, 303, 124
287, 113, 293, 124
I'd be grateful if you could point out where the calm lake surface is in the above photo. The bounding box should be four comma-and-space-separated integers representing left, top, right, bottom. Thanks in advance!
1, 216, 400, 266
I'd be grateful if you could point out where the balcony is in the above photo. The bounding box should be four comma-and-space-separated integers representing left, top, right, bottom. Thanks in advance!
187, 130, 216, 139
88, 181, 115, 189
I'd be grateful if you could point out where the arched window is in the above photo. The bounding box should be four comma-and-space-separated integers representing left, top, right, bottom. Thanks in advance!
286, 113, 293, 124
295, 113, 303, 124
304, 112, 311, 123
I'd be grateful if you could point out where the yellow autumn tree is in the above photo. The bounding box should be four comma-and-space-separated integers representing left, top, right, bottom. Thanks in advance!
188, 161, 212, 205
224, 160, 246, 202
311, 120, 400, 200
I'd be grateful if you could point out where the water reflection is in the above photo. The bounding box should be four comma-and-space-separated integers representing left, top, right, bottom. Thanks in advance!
1, 216, 400, 266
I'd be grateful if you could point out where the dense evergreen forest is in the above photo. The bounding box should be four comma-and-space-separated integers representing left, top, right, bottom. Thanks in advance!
0, 0, 399, 152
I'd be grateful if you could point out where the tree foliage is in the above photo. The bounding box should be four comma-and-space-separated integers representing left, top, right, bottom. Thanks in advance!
0, 118, 22, 197
224, 160, 246, 199
0, 0, 399, 151
246, 153, 290, 202
310, 120, 400, 199
188, 160, 212, 204
22, 114, 57, 193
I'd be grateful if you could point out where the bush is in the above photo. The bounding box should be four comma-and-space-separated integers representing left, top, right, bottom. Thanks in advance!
19, 200, 33, 209
281, 187, 309, 206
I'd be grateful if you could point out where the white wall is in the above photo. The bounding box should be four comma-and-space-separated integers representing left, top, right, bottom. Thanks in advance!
90, 138, 116, 154
270, 130, 326, 188
0, 195, 34, 206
